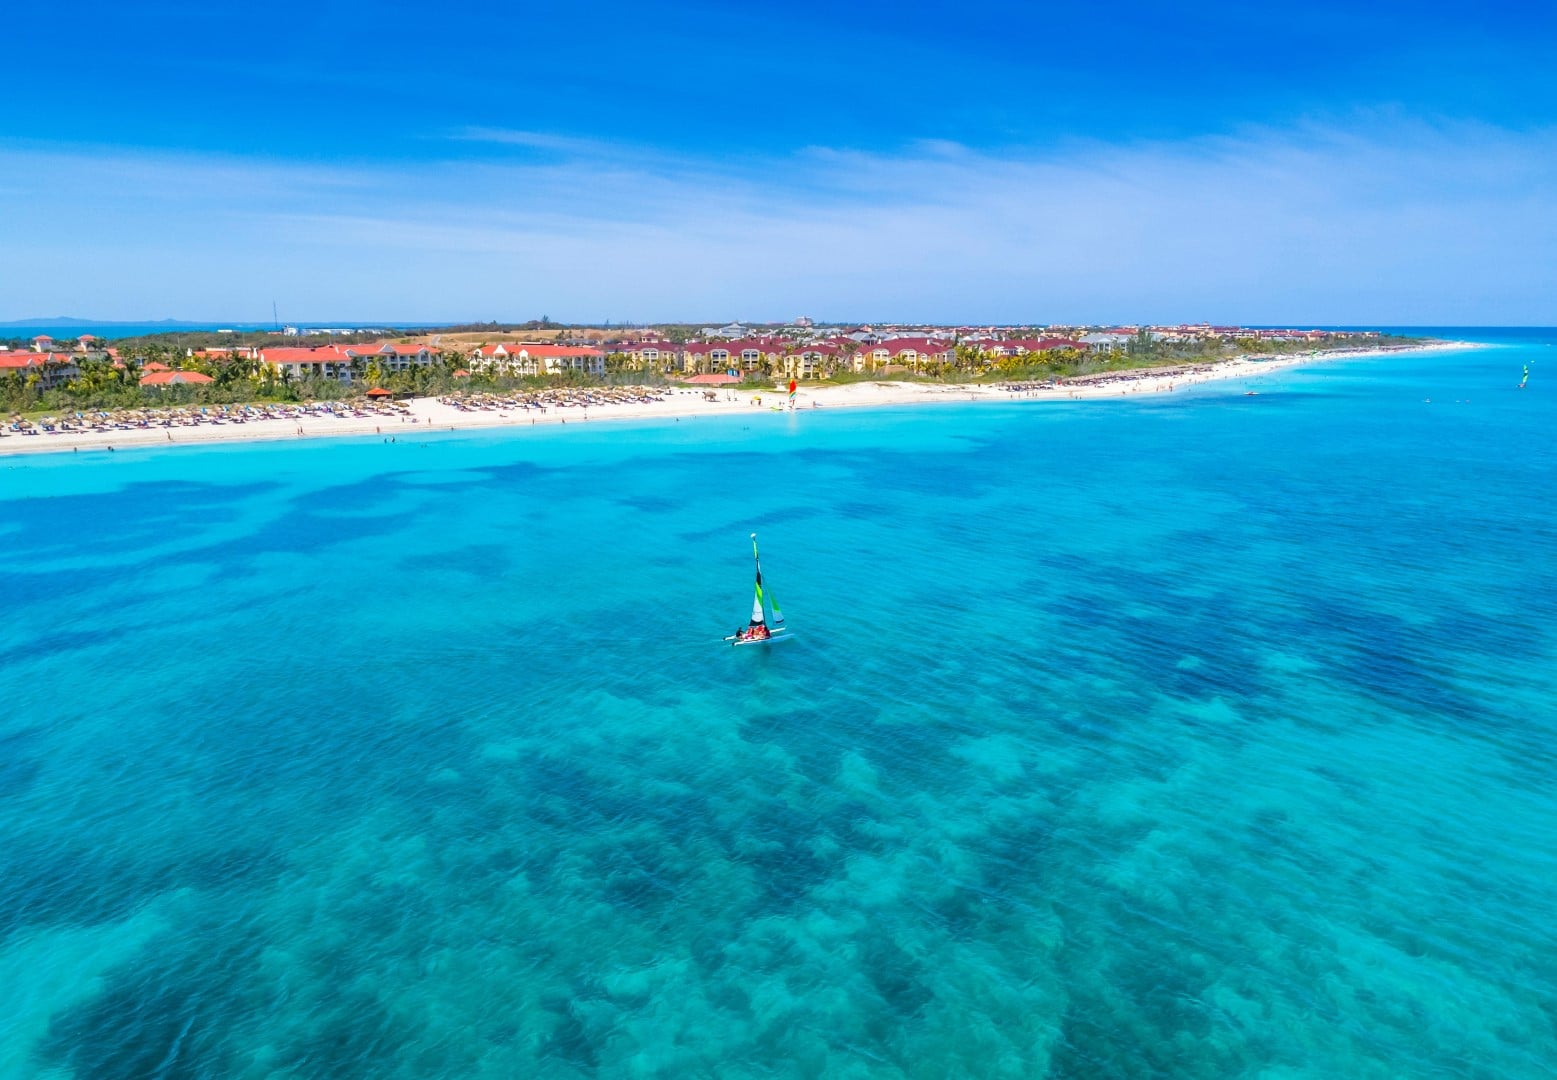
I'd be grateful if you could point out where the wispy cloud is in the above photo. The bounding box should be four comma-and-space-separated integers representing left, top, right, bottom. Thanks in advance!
2, 120, 1553, 323
449, 127, 624, 158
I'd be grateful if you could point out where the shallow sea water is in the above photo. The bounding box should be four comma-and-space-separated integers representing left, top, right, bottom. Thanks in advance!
1, 335, 1554, 1078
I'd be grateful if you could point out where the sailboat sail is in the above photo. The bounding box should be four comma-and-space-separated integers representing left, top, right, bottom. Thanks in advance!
728, 532, 792, 645
1520, 364, 1529, 388
750, 534, 768, 625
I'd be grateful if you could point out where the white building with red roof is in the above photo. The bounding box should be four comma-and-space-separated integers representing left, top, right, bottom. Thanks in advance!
0, 351, 81, 389
190, 345, 261, 360
337, 342, 438, 372
258, 346, 354, 383
469, 343, 605, 377
256, 342, 437, 383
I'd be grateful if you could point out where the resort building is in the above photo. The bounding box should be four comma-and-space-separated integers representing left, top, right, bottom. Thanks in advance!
1079, 331, 1134, 350
783, 344, 842, 379
681, 341, 734, 374
255, 343, 437, 383
612, 341, 683, 371
0, 351, 81, 389
733, 340, 785, 374
682, 338, 786, 375
853, 337, 955, 371
980, 337, 1088, 357
258, 347, 354, 383
337, 342, 438, 372
189, 345, 261, 360
469, 343, 606, 377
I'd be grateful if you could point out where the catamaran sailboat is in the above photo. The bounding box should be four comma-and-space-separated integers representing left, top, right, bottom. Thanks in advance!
724, 533, 792, 646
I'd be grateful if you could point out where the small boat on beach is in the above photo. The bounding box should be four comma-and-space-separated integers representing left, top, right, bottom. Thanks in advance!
724, 533, 792, 647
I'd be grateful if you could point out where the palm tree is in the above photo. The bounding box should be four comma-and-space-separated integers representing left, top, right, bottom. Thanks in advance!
954, 343, 987, 375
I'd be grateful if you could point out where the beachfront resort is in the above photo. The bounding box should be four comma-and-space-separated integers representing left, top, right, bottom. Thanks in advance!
0, 321, 1404, 397
0, 321, 1439, 453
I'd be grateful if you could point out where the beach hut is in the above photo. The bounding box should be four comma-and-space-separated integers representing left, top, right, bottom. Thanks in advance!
366, 387, 394, 399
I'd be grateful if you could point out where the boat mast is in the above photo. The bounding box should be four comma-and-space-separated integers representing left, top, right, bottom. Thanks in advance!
750, 532, 766, 625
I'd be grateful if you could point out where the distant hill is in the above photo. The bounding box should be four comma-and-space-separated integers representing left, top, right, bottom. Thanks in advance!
0, 317, 223, 329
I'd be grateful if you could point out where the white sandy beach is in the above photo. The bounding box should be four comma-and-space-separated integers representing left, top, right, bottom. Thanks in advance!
0, 342, 1475, 457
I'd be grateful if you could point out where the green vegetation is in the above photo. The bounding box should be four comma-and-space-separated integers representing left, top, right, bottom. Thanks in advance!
860, 332, 1428, 385
0, 350, 672, 416
0, 329, 1428, 414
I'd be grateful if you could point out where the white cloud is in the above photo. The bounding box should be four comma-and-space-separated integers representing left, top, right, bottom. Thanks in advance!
1, 120, 1553, 324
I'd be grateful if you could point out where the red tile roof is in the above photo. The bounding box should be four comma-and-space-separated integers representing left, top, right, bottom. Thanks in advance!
0, 351, 73, 369
868, 337, 954, 356
522, 344, 603, 358
140, 371, 214, 385
471, 343, 601, 359
261, 347, 344, 364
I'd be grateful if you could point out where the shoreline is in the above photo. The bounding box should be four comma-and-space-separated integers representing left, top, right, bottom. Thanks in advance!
0, 341, 1479, 458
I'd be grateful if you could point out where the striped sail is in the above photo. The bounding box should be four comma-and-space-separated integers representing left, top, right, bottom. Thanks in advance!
741, 532, 785, 632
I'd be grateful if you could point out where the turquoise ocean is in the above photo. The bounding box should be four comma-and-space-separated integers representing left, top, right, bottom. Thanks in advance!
0, 332, 1553, 1078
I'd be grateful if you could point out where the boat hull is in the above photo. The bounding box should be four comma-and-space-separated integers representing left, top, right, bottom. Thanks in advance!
726, 629, 793, 647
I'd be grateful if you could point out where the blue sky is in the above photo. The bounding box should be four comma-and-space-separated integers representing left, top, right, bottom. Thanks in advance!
3, 0, 1555, 324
